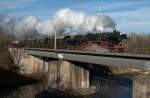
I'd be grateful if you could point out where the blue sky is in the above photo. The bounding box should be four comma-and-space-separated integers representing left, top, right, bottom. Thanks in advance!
0, 0, 150, 33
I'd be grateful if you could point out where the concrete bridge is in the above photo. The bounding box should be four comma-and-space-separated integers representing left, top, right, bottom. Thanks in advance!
27, 48, 150, 70
9, 47, 150, 98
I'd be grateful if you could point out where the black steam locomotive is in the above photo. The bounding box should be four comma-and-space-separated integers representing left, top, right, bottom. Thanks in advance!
63, 30, 127, 52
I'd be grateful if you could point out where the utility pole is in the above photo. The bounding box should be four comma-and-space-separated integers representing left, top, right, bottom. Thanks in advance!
54, 31, 57, 50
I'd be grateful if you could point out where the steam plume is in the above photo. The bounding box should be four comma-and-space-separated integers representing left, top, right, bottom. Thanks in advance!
0, 15, 15, 33
36, 21, 55, 36
0, 8, 117, 39
14, 16, 40, 39
52, 8, 116, 33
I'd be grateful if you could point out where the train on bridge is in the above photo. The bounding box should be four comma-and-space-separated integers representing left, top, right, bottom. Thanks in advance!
10, 30, 128, 52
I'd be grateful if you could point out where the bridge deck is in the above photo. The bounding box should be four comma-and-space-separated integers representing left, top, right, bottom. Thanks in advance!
26, 48, 150, 70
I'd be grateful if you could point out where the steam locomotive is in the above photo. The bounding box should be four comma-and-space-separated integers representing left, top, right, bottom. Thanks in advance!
63, 30, 127, 52
23, 30, 127, 52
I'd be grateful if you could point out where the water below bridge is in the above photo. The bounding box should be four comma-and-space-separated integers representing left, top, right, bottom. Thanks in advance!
0, 74, 132, 98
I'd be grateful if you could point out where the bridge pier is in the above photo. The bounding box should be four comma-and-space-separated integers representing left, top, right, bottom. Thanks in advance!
9, 48, 49, 73
48, 60, 89, 91
133, 75, 150, 98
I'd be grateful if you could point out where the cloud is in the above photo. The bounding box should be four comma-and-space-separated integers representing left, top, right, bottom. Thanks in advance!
100, 6, 150, 32
99, 1, 148, 12
0, 0, 36, 11
71, 0, 149, 13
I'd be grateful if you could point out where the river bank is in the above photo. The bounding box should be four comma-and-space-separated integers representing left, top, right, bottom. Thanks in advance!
0, 68, 38, 91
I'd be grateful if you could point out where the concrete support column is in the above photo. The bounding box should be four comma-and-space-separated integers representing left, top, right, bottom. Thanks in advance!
48, 61, 58, 88
47, 60, 89, 90
42, 60, 48, 72
80, 68, 89, 89
21, 55, 49, 73
133, 75, 150, 98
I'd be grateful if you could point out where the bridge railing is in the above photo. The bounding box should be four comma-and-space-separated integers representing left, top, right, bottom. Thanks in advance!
24, 38, 66, 49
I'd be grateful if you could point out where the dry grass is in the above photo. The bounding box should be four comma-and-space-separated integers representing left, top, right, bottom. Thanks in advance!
0, 26, 18, 70
122, 33, 150, 54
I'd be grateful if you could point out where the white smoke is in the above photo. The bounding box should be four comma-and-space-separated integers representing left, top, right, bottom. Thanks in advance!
53, 8, 86, 33
0, 8, 117, 39
51, 8, 116, 33
37, 8, 117, 36
36, 21, 55, 36
0, 15, 15, 32
14, 16, 39, 39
